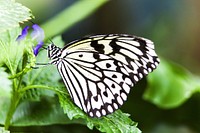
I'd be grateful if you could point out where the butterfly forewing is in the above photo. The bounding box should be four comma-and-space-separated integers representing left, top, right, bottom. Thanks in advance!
48, 34, 160, 117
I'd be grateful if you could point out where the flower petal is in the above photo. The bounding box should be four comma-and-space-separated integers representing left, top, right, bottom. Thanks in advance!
33, 41, 44, 56
16, 26, 29, 41
31, 24, 45, 42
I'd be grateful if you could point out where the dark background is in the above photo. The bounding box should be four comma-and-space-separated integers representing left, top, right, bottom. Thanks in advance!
16, 0, 200, 133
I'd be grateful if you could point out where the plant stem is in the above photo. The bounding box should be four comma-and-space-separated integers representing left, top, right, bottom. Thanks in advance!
4, 91, 21, 130
4, 77, 24, 129
19, 84, 67, 94
4, 52, 29, 129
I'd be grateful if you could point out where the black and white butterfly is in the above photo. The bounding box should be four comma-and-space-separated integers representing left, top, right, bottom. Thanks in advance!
47, 34, 160, 118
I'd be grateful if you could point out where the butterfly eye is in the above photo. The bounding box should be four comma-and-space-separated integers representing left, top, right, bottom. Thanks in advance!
47, 45, 51, 50
47, 44, 54, 51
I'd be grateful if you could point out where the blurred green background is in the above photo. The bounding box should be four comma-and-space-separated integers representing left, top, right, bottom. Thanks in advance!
15, 0, 200, 133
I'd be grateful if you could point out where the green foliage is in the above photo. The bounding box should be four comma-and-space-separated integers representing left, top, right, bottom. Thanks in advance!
0, 68, 12, 125
0, 127, 10, 133
0, 27, 26, 73
0, 0, 32, 33
144, 59, 200, 108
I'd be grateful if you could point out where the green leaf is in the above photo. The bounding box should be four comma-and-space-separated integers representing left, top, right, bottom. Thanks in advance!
0, 27, 27, 74
144, 58, 200, 108
0, 127, 10, 133
58, 92, 141, 133
10, 95, 71, 126
0, 68, 12, 125
0, 0, 32, 33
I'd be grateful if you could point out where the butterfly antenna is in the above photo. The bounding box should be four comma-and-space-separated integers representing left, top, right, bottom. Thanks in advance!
41, 46, 47, 50
29, 20, 35, 24
49, 38, 54, 44
41, 39, 52, 50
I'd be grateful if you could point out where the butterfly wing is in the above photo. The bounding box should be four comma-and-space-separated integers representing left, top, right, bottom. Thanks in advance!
64, 34, 160, 83
57, 34, 159, 117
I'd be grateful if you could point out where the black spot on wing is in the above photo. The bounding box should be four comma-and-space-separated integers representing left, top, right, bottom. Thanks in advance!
146, 62, 152, 69
90, 40, 105, 54
103, 91, 108, 97
108, 39, 120, 55
94, 95, 98, 102
133, 37, 149, 59
106, 63, 111, 68
111, 84, 115, 88
93, 53, 100, 59
79, 54, 83, 57
133, 38, 146, 47
112, 74, 117, 78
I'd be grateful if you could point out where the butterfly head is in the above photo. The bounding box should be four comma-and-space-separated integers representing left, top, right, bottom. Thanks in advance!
47, 43, 62, 64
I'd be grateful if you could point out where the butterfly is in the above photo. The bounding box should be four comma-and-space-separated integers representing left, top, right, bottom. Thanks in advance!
47, 34, 160, 117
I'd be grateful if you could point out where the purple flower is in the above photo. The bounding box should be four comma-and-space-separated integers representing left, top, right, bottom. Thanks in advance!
16, 26, 29, 41
16, 24, 45, 56
30, 24, 45, 56
31, 24, 45, 43
33, 41, 44, 56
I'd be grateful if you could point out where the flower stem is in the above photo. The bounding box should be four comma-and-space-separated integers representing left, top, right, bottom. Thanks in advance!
4, 52, 29, 129
4, 90, 21, 130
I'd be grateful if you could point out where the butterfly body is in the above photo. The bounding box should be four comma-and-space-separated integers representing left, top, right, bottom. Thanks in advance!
47, 34, 160, 117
